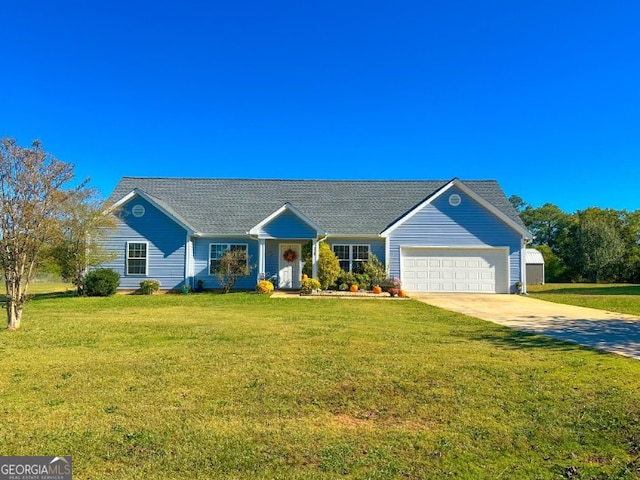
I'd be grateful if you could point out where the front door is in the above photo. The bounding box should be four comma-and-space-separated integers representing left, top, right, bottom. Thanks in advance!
279, 243, 301, 289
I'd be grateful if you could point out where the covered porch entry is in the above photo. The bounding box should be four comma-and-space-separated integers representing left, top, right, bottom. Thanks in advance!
249, 203, 326, 290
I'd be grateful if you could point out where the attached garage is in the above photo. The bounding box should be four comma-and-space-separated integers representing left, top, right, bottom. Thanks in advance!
401, 247, 509, 293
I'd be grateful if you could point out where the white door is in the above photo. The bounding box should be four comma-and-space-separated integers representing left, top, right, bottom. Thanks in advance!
401, 248, 508, 293
279, 243, 302, 289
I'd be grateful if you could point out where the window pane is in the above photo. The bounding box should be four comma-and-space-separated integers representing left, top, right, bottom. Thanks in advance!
127, 243, 147, 275
210, 244, 227, 259
209, 244, 226, 274
128, 243, 147, 258
128, 259, 146, 275
333, 245, 349, 260
353, 245, 369, 261
209, 244, 247, 274
339, 260, 350, 271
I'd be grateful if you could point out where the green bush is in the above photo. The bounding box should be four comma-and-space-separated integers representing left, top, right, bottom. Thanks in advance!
300, 278, 321, 294
84, 268, 120, 297
317, 242, 341, 290
363, 253, 387, 286
140, 279, 160, 295
302, 241, 313, 278
301, 242, 343, 290
333, 271, 371, 290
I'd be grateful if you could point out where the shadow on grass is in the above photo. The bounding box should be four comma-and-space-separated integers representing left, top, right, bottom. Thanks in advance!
472, 328, 588, 353
29, 290, 78, 301
531, 285, 640, 296
473, 318, 640, 359
0, 290, 77, 307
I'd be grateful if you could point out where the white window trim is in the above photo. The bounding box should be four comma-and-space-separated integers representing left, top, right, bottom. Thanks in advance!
126, 241, 149, 276
332, 244, 370, 272
209, 243, 249, 275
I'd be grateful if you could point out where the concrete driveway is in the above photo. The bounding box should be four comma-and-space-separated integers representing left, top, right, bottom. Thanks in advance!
412, 293, 640, 360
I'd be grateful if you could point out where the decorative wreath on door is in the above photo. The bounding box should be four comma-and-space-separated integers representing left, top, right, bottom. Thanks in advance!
283, 248, 298, 263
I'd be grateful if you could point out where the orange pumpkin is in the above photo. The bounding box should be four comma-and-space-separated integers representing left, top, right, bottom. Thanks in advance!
302, 274, 308, 280
372, 285, 382, 294
349, 284, 359, 293
398, 290, 407, 298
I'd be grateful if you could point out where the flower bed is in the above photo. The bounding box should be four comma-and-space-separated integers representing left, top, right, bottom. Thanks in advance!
301, 290, 409, 299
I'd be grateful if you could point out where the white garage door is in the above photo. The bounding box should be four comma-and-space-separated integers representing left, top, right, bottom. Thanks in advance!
401, 248, 508, 293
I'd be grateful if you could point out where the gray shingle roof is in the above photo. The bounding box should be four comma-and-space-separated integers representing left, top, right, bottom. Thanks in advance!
107, 177, 526, 236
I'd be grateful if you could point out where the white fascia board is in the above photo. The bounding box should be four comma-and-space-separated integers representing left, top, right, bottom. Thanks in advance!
194, 233, 251, 238
380, 180, 456, 237
106, 190, 138, 212
452, 180, 533, 240
248, 202, 326, 236
380, 178, 532, 240
107, 189, 198, 235
326, 234, 379, 239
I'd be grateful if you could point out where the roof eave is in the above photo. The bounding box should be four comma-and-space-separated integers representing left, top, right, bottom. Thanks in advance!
248, 202, 327, 237
108, 189, 198, 235
380, 178, 532, 240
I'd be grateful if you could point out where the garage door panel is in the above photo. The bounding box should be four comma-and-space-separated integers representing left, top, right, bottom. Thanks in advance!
401, 248, 507, 293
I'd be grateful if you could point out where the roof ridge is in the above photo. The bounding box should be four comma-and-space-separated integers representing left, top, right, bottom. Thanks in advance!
119, 176, 497, 183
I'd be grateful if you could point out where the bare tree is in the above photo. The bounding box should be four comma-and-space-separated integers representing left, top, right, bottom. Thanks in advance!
214, 249, 251, 293
0, 138, 78, 329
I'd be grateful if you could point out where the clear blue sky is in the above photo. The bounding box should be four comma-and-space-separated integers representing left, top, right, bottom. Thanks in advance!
2, 1, 639, 213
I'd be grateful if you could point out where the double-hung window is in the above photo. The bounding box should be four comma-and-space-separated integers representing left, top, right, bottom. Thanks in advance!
333, 244, 369, 273
127, 242, 148, 275
209, 243, 248, 274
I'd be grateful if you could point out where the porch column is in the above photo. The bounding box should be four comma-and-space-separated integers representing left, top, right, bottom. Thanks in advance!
312, 239, 319, 279
258, 238, 266, 282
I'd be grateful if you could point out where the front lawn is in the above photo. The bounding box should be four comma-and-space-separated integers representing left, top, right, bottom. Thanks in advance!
528, 283, 640, 316
2, 292, 640, 478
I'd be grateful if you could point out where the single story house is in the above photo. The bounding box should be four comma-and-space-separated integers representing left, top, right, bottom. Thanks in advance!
102, 177, 532, 294
525, 248, 545, 285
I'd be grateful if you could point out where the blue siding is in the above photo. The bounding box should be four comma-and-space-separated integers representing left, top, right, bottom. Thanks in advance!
102, 197, 187, 289
386, 186, 522, 291
259, 210, 317, 239
192, 237, 259, 290
264, 240, 281, 280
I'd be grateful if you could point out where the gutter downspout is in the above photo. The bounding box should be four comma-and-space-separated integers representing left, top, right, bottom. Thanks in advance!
520, 237, 531, 294
248, 233, 265, 284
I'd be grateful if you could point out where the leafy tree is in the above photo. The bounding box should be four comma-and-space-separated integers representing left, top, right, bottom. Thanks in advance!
534, 244, 568, 282
214, 248, 251, 293
570, 214, 625, 282
508, 194, 527, 213
317, 242, 340, 290
520, 203, 570, 249
614, 209, 640, 283
49, 188, 117, 295
0, 138, 79, 330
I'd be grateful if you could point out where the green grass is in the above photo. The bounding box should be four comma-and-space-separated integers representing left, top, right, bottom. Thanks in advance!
529, 283, 640, 316
3, 290, 640, 478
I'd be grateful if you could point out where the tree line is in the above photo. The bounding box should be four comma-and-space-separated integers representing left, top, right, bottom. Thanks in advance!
510, 195, 640, 283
